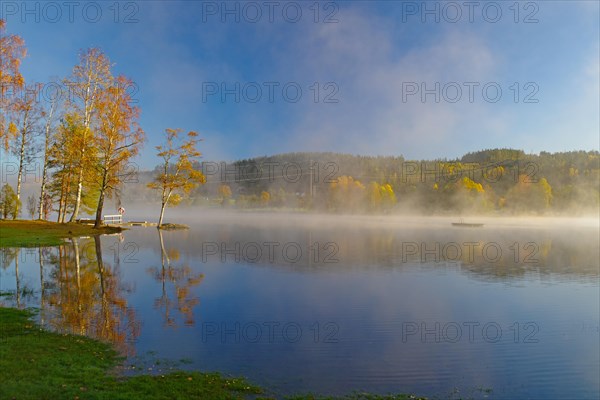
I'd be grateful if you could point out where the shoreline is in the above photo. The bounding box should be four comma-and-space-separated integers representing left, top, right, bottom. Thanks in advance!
0, 306, 424, 400
0, 220, 124, 248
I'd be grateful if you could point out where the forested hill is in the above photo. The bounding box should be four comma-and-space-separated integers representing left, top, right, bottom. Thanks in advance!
127, 149, 600, 215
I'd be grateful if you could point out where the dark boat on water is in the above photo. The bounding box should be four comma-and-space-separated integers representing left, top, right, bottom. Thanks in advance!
451, 222, 484, 227
451, 219, 484, 227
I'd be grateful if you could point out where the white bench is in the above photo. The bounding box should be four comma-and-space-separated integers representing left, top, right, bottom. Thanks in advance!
103, 214, 123, 224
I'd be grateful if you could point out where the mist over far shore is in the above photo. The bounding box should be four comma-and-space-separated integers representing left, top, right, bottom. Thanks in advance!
8, 148, 599, 221
107, 206, 600, 229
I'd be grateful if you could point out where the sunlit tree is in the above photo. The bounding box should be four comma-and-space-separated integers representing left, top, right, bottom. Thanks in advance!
441, 176, 490, 213
0, 19, 26, 150
10, 83, 43, 218
93, 76, 145, 228
65, 48, 113, 222
38, 82, 61, 219
260, 191, 270, 206
380, 183, 396, 209
368, 182, 382, 209
148, 129, 206, 227
328, 175, 366, 211
218, 184, 232, 207
505, 175, 553, 213
0, 184, 20, 219
48, 114, 84, 222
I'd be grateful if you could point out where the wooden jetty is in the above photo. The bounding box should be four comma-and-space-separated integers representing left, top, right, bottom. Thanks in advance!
125, 221, 158, 227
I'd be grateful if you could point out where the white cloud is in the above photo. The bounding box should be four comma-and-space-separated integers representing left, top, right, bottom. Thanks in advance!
272, 9, 506, 159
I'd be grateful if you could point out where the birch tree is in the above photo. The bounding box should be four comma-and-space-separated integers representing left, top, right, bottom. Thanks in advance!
39, 84, 61, 219
10, 84, 42, 218
48, 114, 83, 222
93, 76, 145, 228
0, 19, 26, 150
148, 129, 205, 228
65, 48, 112, 222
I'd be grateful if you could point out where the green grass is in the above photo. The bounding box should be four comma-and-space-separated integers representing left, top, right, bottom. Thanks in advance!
0, 307, 263, 399
0, 307, 426, 400
0, 220, 123, 247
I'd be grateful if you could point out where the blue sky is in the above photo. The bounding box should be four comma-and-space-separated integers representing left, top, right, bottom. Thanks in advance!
2, 0, 599, 168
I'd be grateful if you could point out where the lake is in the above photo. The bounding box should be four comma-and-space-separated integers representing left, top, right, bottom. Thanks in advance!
1, 213, 599, 399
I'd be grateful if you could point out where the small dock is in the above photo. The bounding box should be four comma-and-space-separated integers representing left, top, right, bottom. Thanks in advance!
77, 216, 157, 227
125, 221, 158, 227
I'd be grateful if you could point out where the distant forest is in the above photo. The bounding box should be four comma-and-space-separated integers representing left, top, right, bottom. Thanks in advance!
124, 148, 600, 215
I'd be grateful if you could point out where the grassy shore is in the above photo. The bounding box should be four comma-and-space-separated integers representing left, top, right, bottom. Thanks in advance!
0, 220, 123, 248
0, 307, 425, 400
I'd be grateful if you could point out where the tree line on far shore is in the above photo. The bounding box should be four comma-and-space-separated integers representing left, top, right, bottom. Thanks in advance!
119, 149, 598, 215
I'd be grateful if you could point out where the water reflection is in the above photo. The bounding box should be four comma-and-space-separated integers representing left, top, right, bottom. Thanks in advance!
143, 218, 599, 283
1, 236, 141, 356
0, 217, 598, 399
146, 230, 204, 327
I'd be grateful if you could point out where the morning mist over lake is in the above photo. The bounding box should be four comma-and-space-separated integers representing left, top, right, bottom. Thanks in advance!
0, 1, 598, 399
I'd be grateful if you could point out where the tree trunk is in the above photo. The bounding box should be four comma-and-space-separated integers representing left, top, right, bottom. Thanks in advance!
56, 178, 65, 222
157, 189, 172, 229
70, 101, 93, 222
38, 154, 49, 220
39, 103, 54, 220
62, 172, 73, 223
94, 190, 105, 228
38, 172, 48, 219
56, 198, 62, 222
15, 125, 26, 219
57, 187, 64, 222
158, 201, 166, 228
70, 167, 84, 222
94, 166, 109, 228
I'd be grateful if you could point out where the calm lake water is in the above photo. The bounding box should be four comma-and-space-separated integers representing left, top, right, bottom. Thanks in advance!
1, 213, 599, 399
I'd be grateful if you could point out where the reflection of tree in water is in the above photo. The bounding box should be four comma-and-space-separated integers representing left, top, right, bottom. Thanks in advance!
458, 236, 600, 283
44, 236, 140, 356
1, 248, 21, 307
38, 247, 52, 327
305, 227, 599, 282
147, 230, 204, 328
0, 248, 41, 308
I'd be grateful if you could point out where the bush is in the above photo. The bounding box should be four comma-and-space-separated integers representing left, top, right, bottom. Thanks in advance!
0, 184, 20, 219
